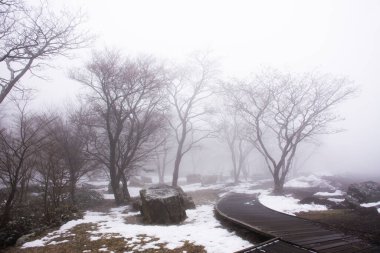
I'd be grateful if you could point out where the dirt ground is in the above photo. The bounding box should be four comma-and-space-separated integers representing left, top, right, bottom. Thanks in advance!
4, 182, 380, 252
3, 189, 222, 253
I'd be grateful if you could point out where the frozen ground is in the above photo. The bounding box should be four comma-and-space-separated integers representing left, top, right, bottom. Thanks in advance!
19, 174, 344, 251
22, 205, 251, 252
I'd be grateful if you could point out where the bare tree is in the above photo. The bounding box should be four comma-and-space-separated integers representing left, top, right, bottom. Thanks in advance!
0, 0, 89, 103
218, 113, 253, 184
50, 110, 95, 204
35, 130, 67, 217
117, 106, 167, 200
229, 70, 356, 194
0, 99, 51, 226
168, 55, 216, 187
71, 50, 167, 204
154, 137, 170, 184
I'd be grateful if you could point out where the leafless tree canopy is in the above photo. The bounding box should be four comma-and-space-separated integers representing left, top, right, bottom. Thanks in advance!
217, 109, 253, 184
167, 54, 216, 187
71, 49, 167, 204
227, 70, 356, 193
0, 0, 89, 103
0, 99, 51, 226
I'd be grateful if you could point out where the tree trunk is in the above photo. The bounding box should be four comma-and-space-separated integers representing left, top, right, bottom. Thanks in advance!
158, 150, 167, 184
273, 182, 284, 195
159, 174, 164, 184
121, 173, 131, 201
110, 176, 123, 205
172, 156, 181, 187
172, 140, 184, 187
273, 171, 285, 195
69, 178, 76, 205
109, 141, 125, 205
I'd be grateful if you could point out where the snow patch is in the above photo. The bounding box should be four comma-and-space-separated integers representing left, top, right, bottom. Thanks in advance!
314, 190, 344, 196
328, 198, 345, 203
22, 205, 251, 252
180, 183, 224, 192
258, 194, 328, 215
360, 201, 380, 208
284, 175, 334, 189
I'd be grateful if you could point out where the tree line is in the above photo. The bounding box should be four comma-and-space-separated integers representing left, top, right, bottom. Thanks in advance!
0, 0, 356, 227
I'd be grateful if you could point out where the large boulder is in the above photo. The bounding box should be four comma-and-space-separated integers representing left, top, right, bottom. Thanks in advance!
140, 185, 194, 224
345, 181, 380, 206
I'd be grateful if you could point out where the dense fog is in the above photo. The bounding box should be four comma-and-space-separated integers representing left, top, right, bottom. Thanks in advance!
14, 0, 379, 180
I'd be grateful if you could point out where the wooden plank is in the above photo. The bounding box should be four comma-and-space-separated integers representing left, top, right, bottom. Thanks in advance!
313, 239, 362, 250
293, 234, 351, 245
215, 194, 376, 253
235, 239, 314, 253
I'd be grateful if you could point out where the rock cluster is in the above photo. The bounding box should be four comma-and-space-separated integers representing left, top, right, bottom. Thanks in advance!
345, 181, 380, 206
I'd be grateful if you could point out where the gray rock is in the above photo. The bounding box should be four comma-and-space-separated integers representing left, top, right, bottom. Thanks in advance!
141, 176, 153, 184
140, 185, 188, 224
345, 181, 380, 205
186, 174, 202, 184
201, 175, 218, 186
130, 197, 142, 212
15, 232, 35, 246
175, 186, 196, 209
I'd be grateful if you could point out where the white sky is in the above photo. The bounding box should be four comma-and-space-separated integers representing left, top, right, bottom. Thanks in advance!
22, 0, 380, 177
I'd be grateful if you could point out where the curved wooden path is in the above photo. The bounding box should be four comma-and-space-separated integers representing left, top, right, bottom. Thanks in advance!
215, 193, 379, 253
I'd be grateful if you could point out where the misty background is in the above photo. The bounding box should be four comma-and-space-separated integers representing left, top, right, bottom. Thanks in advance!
15, 0, 380, 179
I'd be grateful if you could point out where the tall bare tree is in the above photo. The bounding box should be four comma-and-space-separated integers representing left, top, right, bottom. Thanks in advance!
0, 0, 89, 103
154, 137, 170, 184
167, 55, 216, 187
218, 113, 253, 184
71, 50, 167, 204
229, 70, 356, 194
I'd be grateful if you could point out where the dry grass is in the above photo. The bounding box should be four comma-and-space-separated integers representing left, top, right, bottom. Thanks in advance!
4, 189, 223, 253
5, 222, 206, 253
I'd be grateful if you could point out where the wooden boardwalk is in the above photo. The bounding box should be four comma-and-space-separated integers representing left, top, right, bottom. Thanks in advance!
215, 193, 379, 253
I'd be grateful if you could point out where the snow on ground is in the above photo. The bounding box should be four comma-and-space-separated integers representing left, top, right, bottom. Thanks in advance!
360, 201, 380, 208
284, 174, 335, 189
328, 198, 345, 203
22, 205, 251, 252
83, 180, 109, 187
361, 202, 380, 214
220, 182, 264, 197
102, 194, 115, 200
180, 183, 225, 192
26, 175, 338, 251
314, 190, 344, 196
257, 194, 328, 215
